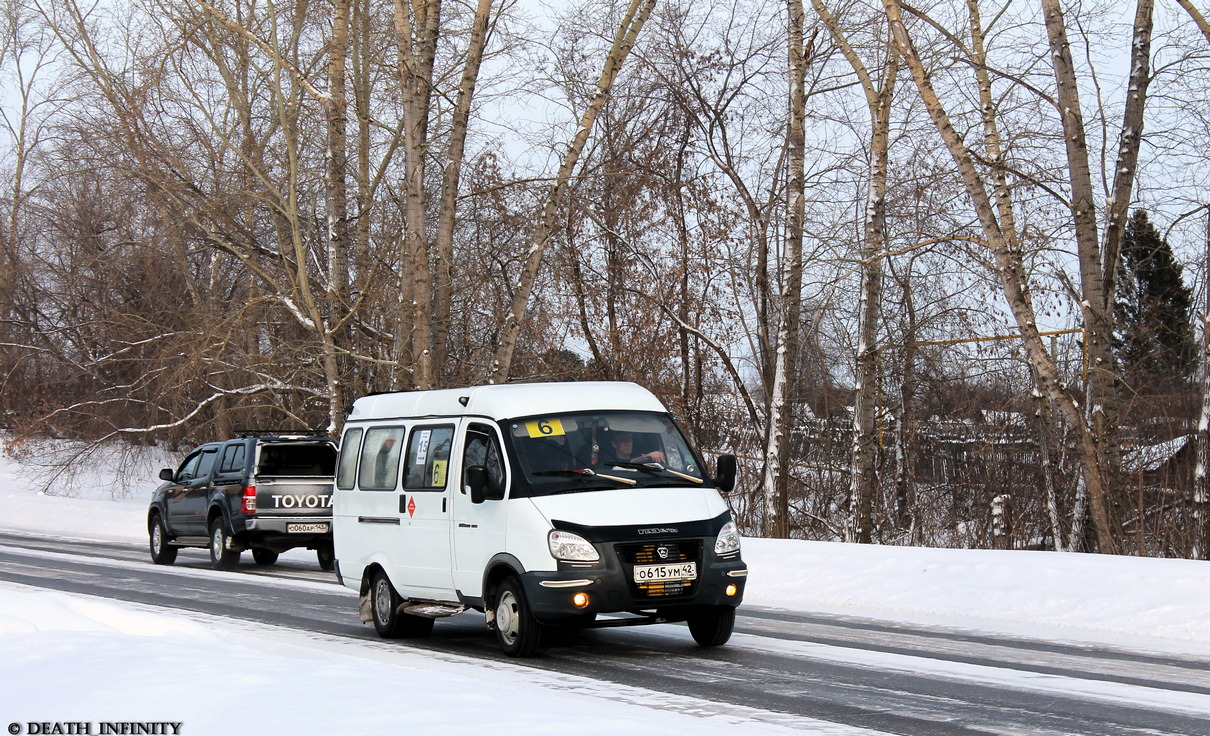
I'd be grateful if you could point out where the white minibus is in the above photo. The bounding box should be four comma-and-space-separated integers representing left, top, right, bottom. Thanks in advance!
332, 381, 746, 657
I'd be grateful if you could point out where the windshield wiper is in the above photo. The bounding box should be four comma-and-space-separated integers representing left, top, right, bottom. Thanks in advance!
542, 484, 621, 495
603, 462, 704, 484
532, 468, 637, 486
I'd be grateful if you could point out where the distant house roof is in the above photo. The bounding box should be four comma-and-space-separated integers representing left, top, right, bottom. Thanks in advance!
1123, 435, 1192, 474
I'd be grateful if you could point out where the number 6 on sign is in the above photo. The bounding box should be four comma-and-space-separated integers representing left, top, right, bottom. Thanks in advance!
524, 419, 565, 438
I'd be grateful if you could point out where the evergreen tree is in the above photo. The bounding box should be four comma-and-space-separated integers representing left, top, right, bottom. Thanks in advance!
1114, 210, 1197, 390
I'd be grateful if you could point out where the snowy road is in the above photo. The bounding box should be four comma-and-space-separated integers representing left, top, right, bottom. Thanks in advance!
2, 531, 1208, 736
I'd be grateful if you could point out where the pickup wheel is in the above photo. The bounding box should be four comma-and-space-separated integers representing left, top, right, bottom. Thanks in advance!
208, 519, 240, 571
493, 577, 541, 657
686, 606, 735, 647
316, 545, 334, 571
251, 548, 278, 565
370, 571, 434, 638
148, 513, 177, 565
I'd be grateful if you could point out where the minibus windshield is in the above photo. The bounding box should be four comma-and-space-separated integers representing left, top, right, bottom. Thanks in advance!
504, 411, 706, 497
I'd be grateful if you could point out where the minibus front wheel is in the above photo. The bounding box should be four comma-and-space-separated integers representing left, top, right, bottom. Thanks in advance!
687, 605, 736, 647
493, 577, 541, 657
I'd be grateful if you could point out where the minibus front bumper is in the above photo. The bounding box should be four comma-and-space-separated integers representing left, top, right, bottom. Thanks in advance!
519, 553, 747, 622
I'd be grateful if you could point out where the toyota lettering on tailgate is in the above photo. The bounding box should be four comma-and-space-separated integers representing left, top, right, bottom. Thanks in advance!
271, 494, 333, 508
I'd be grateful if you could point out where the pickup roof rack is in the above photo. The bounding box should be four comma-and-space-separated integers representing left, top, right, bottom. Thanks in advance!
233, 429, 329, 439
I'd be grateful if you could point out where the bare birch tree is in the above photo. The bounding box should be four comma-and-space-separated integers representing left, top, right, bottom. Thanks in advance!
811, 0, 897, 544
325, 0, 353, 417
1176, 3, 1210, 560
490, 0, 656, 382
392, 0, 441, 389
1195, 208, 1210, 560
758, 0, 812, 538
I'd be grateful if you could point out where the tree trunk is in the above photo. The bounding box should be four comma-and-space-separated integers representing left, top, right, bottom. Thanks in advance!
893, 274, 919, 541
847, 60, 894, 543
760, 0, 810, 538
393, 0, 441, 390
350, 0, 375, 391
1195, 208, 1210, 560
431, 0, 495, 381
814, 1, 897, 544
1041, 0, 1133, 553
325, 0, 352, 430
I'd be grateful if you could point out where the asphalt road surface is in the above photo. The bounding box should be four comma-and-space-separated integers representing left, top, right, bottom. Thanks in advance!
2, 530, 1208, 736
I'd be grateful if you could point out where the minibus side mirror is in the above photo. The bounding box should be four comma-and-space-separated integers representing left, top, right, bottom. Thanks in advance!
714, 454, 737, 494
466, 465, 488, 504
159, 468, 174, 482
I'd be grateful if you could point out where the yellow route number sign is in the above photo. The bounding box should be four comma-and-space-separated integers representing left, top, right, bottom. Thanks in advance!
430, 460, 447, 487
524, 419, 566, 438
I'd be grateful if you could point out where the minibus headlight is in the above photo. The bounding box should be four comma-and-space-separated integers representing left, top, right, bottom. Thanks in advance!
548, 530, 600, 562
714, 521, 741, 555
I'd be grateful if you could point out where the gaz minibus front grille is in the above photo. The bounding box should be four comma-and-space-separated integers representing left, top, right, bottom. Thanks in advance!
615, 540, 703, 598
615, 540, 701, 564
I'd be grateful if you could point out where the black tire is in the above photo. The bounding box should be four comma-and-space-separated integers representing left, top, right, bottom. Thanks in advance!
493, 576, 541, 657
687, 606, 736, 647
208, 519, 240, 571
252, 548, 279, 565
148, 513, 177, 566
316, 545, 335, 572
370, 571, 434, 639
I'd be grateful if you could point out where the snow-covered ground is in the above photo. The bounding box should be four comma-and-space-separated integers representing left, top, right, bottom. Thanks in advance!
2, 437, 1209, 735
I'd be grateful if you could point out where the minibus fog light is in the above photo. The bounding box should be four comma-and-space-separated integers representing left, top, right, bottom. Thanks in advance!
725, 584, 738, 597
714, 521, 741, 555
548, 530, 600, 562
572, 592, 590, 608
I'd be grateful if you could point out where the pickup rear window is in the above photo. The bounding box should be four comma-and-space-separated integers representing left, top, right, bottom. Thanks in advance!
258, 444, 337, 476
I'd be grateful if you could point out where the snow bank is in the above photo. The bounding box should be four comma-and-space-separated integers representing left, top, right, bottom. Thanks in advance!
741, 537, 1210, 654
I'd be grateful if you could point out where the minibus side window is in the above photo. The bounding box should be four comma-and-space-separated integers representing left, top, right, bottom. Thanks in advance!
462, 424, 505, 497
402, 425, 454, 491
336, 428, 363, 490
359, 427, 405, 490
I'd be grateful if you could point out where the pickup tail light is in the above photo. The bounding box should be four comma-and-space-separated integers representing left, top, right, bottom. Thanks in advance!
242, 485, 257, 513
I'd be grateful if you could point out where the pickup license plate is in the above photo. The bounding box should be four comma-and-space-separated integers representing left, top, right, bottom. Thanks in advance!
287, 523, 329, 534
632, 561, 697, 582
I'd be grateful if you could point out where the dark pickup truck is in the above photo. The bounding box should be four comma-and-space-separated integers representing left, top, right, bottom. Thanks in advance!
147, 432, 338, 570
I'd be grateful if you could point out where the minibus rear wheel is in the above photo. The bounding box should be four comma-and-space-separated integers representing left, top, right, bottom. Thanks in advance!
371, 571, 434, 638
371, 571, 405, 638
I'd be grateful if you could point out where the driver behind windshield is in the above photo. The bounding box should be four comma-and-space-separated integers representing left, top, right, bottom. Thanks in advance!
605, 430, 666, 465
